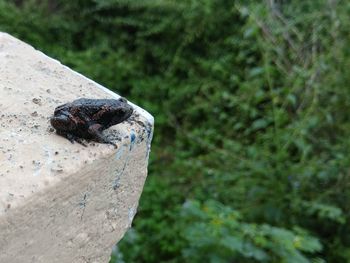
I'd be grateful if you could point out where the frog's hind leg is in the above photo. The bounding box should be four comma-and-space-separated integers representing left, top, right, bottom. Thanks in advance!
88, 124, 118, 148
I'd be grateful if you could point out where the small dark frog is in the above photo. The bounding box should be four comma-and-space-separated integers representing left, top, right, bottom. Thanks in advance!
50, 98, 133, 147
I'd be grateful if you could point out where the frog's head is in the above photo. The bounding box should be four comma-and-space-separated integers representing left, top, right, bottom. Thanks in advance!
97, 97, 134, 129
111, 97, 134, 125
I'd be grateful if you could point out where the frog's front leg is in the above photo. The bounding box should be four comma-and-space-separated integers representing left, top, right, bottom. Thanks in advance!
56, 130, 88, 147
88, 123, 118, 148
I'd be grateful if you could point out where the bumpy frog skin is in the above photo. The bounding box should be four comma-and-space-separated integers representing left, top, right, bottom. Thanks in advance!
50, 97, 133, 147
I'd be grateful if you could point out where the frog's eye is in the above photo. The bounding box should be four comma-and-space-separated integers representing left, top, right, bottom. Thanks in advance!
119, 105, 133, 117
118, 97, 127, 103
117, 108, 127, 115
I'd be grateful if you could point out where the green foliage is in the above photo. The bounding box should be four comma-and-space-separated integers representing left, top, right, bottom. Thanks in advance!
181, 200, 322, 263
1, 0, 350, 262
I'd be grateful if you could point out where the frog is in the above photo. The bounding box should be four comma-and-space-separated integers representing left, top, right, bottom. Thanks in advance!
50, 97, 133, 147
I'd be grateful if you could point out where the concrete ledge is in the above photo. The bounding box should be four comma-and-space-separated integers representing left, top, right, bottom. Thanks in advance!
0, 32, 153, 263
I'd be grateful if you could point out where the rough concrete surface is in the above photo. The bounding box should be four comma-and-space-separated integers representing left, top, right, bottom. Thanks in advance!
0, 32, 153, 263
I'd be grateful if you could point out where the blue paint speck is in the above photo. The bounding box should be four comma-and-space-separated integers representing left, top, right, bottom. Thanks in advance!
130, 132, 136, 143
130, 132, 136, 151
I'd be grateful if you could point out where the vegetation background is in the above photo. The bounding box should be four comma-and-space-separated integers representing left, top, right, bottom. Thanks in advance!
1, 0, 350, 262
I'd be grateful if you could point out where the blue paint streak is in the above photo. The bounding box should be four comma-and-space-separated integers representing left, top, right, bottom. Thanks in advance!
145, 122, 154, 159
115, 146, 124, 160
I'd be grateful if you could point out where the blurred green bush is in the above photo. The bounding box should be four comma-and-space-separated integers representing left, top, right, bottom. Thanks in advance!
1, 0, 350, 262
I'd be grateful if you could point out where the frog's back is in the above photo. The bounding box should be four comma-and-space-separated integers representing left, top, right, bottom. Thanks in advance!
72, 98, 117, 115
72, 98, 116, 107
